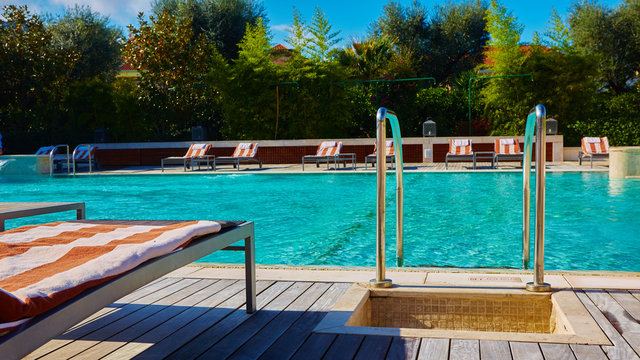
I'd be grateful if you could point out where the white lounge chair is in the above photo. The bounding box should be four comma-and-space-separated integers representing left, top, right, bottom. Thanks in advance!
214, 143, 262, 170
579, 137, 609, 168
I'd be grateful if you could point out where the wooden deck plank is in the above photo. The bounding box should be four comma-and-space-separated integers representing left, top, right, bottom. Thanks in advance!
291, 333, 337, 360
385, 337, 420, 360
570, 345, 608, 360
227, 282, 331, 360
128, 280, 275, 360
353, 336, 394, 360
37, 278, 200, 360
510, 342, 543, 360
480, 340, 512, 360
321, 334, 365, 360
583, 289, 640, 358
539, 343, 576, 360
417, 338, 449, 360
165, 281, 293, 360
450, 339, 479, 360
608, 290, 640, 322
77, 279, 221, 359
259, 283, 351, 360
24, 277, 182, 360
193, 281, 313, 359
576, 290, 640, 360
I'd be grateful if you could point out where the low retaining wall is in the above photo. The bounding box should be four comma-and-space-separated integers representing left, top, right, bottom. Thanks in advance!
90, 136, 564, 167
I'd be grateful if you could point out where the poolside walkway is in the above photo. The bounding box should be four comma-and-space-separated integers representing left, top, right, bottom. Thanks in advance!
93, 160, 610, 175
25, 265, 640, 360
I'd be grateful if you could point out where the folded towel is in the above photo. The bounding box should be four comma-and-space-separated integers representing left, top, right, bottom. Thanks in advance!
192, 144, 208, 149
386, 140, 393, 147
585, 137, 601, 143
320, 141, 336, 148
238, 143, 252, 150
452, 139, 469, 147
500, 139, 515, 145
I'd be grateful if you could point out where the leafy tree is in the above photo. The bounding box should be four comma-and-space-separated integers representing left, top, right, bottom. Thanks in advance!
47, 5, 122, 81
338, 36, 397, 79
568, 0, 640, 93
371, 1, 428, 55
0, 5, 78, 152
307, 7, 342, 63
152, 0, 267, 60
123, 11, 222, 140
285, 7, 308, 52
544, 8, 573, 53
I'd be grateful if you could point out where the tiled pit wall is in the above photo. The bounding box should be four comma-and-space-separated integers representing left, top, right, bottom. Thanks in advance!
91, 136, 563, 167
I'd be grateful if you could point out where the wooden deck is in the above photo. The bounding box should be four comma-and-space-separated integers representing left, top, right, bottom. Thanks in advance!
24, 274, 640, 360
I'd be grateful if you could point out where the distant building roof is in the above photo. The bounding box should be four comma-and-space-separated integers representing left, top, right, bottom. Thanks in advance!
270, 44, 294, 66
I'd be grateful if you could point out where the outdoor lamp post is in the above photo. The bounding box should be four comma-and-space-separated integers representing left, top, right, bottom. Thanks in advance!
546, 117, 558, 135
468, 73, 534, 136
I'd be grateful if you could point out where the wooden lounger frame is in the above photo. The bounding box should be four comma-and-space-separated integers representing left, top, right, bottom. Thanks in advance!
0, 221, 256, 360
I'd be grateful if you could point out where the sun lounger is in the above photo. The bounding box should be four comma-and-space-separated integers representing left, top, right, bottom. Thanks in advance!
72, 144, 98, 173
214, 143, 262, 170
302, 141, 343, 170
365, 140, 395, 169
161, 143, 213, 172
494, 138, 523, 168
0, 219, 256, 359
579, 137, 609, 168
36, 145, 70, 173
445, 139, 474, 169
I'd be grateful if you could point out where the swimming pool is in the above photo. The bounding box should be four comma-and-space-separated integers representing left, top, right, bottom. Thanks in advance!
1, 172, 638, 271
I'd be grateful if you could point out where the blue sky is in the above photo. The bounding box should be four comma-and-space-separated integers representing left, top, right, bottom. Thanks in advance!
2, 0, 624, 46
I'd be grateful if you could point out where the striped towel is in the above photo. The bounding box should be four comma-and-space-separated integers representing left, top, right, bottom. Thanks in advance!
0, 220, 221, 332
185, 144, 211, 158
316, 141, 341, 156
581, 137, 609, 154
448, 139, 473, 155
495, 139, 521, 155
35, 146, 55, 156
232, 143, 258, 157
73, 145, 97, 160
370, 141, 394, 156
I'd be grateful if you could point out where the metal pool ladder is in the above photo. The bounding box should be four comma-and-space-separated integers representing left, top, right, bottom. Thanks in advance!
523, 105, 551, 292
371, 107, 404, 288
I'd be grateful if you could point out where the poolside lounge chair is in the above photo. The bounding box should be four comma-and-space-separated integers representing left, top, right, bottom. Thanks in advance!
445, 139, 474, 169
302, 141, 343, 170
161, 143, 213, 172
365, 140, 395, 169
72, 144, 99, 173
214, 143, 262, 170
0, 219, 256, 359
579, 137, 609, 168
36, 145, 70, 172
494, 138, 523, 168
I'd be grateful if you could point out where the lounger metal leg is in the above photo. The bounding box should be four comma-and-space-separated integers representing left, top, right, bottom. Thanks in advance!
76, 205, 85, 220
244, 234, 256, 313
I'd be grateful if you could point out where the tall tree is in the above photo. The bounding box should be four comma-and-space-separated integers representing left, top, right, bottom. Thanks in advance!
544, 8, 573, 53
152, 0, 267, 60
0, 5, 78, 152
307, 7, 342, 63
568, 0, 640, 93
285, 7, 308, 52
47, 5, 122, 81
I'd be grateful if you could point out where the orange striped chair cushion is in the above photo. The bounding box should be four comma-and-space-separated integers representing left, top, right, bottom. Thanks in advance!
494, 138, 521, 155
581, 137, 609, 154
35, 146, 55, 156
316, 141, 342, 156
185, 143, 211, 158
232, 143, 258, 158
0, 220, 222, 332
73, 145, 97, 160
448, 139, 473, 155
370, 140, 394, 156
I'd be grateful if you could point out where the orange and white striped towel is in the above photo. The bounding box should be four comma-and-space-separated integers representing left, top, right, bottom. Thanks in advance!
184, 143, 211, 158
494, 139, 521, 155
581, 137, 609, 154
232, 143, 258, 158
370, 140, 394, 156
0, 220, 221, 332
448, 139, 473, 155
73, 145, 97, 160
316, 141, 342, 156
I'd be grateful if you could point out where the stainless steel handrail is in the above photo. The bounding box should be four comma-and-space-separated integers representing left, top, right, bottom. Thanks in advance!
371, 107, 404, 288
523, 105, 551, 292
72, 144, 94, 175
49, 144, 70, 176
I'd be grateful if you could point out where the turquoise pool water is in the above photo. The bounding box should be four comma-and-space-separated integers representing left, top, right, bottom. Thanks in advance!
1, 172, 638, 271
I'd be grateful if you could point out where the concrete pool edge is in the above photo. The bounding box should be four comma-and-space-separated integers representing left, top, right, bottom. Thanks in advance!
312, 283, 612, 345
